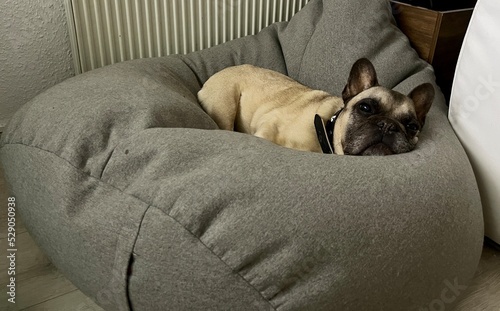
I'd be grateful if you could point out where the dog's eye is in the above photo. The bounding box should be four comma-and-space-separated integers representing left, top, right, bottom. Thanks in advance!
358, 102, 373, 114
406, 123, 419, 132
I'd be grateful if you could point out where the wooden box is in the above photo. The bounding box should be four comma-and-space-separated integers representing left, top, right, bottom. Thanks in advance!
390, 1, 475, 101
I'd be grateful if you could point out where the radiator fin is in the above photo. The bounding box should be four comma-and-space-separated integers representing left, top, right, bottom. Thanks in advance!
69, 0, 310, 73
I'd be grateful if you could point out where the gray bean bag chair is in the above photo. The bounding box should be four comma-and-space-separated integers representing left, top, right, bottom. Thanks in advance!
0, 0, 484, 310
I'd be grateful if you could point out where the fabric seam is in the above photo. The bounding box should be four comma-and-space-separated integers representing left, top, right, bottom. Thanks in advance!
153, 204, 277, 311
126, 204, 149, 311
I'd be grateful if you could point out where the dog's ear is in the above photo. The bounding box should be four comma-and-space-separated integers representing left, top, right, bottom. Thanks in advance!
342, 58, 379, 102
409, 83, 435, 126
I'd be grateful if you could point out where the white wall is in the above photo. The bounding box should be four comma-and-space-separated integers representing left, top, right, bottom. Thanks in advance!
0, 0, 75, 131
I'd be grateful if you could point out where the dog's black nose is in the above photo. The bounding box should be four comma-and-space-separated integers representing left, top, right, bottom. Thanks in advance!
377, 120, 399, 134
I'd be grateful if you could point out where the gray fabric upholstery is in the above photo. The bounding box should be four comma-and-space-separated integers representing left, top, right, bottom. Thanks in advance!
0, 0, 483, 310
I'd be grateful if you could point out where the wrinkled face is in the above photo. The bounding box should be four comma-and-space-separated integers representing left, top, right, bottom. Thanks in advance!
334, 87, 423, 156
332, 58, 435, 156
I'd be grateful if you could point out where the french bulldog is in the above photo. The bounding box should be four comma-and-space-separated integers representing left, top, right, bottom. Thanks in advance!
198, 58, 435, 155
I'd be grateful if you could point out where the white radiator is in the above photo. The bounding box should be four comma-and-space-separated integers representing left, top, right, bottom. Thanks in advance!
65, 0, 310, 74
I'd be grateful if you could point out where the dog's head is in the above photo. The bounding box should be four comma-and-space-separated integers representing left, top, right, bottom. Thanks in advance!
332, 58, 435, 156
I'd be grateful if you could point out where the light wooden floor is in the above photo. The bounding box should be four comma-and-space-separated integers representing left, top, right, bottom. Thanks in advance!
0, 163, 499, 311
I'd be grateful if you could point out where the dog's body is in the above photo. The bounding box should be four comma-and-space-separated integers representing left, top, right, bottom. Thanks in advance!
198, 64, 343, 152
198, 59, 435, 155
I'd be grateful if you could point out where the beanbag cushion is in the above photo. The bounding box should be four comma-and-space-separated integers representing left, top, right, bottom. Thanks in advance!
0, 0, 483, 310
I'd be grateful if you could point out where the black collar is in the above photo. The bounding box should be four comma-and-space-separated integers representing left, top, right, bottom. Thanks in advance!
314, 108, 344, 154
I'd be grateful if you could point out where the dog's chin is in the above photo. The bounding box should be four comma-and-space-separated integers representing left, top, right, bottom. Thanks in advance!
360, 143, 394, 156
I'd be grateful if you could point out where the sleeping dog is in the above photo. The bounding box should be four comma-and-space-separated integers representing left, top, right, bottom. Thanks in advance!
198, 58, 435, 155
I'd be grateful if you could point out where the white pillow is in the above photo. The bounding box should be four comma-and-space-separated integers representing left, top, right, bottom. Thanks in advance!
449, 0, 500, 244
